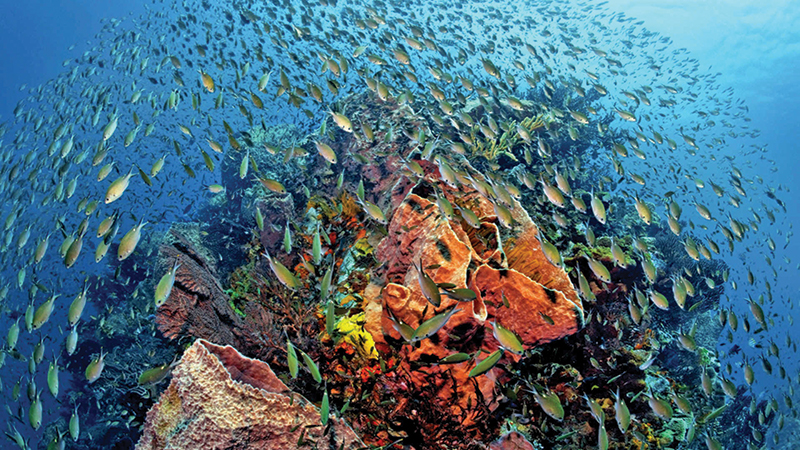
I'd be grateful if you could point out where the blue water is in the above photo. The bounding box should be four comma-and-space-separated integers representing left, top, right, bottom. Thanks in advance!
0, 0, 798, 448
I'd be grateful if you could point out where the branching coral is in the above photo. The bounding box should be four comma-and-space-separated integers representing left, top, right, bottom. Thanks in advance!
470, 113, 546, 162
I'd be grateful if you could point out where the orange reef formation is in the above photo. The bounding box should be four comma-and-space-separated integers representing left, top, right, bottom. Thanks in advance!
365, 168, 585, 418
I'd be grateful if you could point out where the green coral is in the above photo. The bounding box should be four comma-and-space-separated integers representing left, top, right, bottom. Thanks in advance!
696, 346, 717, 367
224, 263, 260, 317
658, 416, 690, 446
571, 241, 613, 262
471, 113, 545, 161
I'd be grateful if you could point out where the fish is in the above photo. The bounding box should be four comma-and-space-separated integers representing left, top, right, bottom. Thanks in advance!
34, 234, 50, 264
124, 126, 140, 147
299, 349, 322, 384
95, 239, 111, 263
283, 221, 292, 253
262, 250, 301, 290
359, 199, 387, 224
320, 389, 330, 426
614, 109, 637, 122
285, 339, 300, 380
97, 212, 118, 238
672, 276, 688, 309
315, 140, 337, 164
586, 256, 611, 284
411, 307, 462, 343
610, 238, 627, 268
105, 167, 136, 204
319, 264, 334, 303
47, 356, 60, 398
720, 376, 737, 398
32, 294, 58, 330
151, 154, 167, 177
85, 350, 107, 384
388, 312, 416, 343
613, 388, 631, 433
64, 234, 83, 268
598, 424, 609, 450
239, 150, 250, 179
650, 289, 670, 310
642, 256, 657, 284
457, 205, 481, 229
469, 349, 504, 378
138, 361, 175, 386
590, 191, 606, 224
634, 195, 652, 225
671, 393, 693, 415
530, 386, 565, 422
492, 321, 524, 355
413, 259, 441, 307
155, 262, 181, 307
647, 394, 673, 420
66, 325, 79, 356
439, 353, 472, 364
325, 301, 335, 337
29, 390, 42, 430
199, 70, 215, 92
97, 162, 115, 182
330, 110, 353, 133
67, 282, 89, 327
541, 177, 565, 208
258, 70, 273, 92
118, 219, 147, 261
442, 288, 477, 302
102, 115, 118, 141
584, 222, 596, 246
585, 395, 605, 424
69, 405, 80, 441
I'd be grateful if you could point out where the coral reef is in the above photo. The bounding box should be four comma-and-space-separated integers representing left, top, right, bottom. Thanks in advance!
136, 339, 363, 450
137, 90, 749, 450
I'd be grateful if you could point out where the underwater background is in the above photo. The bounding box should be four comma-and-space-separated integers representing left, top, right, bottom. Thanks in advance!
0, 0, 798, 449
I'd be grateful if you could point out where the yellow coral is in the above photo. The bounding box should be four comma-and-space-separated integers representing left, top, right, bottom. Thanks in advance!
521, 113, 545, 131
306, 195, 334, 218
353, 238, 374, 256
336, 312, 378, 359
338, 191, 360, 218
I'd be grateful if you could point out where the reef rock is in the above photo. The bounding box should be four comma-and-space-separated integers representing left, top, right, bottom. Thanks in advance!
136, 339, 363, 450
